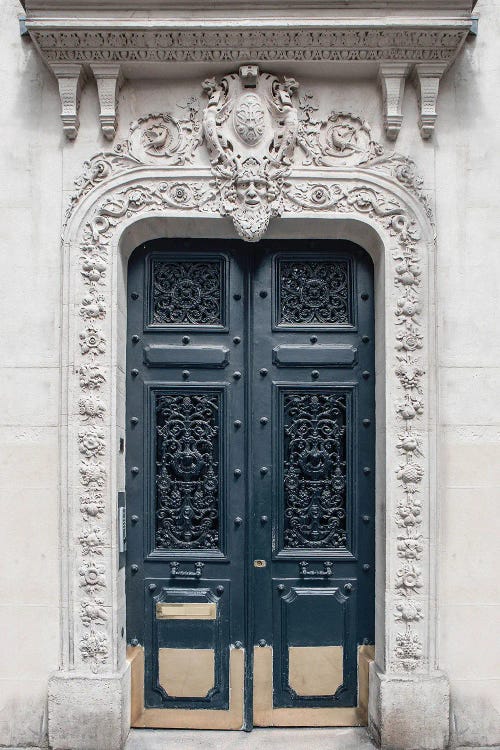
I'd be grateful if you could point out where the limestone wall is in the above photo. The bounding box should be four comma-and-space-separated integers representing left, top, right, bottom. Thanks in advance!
0, 0, 498, 746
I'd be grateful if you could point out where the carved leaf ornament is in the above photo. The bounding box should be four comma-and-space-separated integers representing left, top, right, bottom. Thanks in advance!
70, 66, 430, 673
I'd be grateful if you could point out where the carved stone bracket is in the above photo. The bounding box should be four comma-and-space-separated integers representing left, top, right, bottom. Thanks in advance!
413, 63, 447, 139
91, 64, 124, 140
50, 63, 87, 140
25, 1, 474, 140
379, 63, 412, 141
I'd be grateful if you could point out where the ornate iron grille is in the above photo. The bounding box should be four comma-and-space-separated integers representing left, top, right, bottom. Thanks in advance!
283, 391, 347, 549
155, 392, 221, 550
277, 259, 351, 326
151, 259, 223, 326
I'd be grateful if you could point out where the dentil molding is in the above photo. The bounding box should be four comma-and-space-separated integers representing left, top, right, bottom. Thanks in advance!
22, 1, 476, 141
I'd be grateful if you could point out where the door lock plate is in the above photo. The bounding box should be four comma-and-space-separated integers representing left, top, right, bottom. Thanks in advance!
254, 559, 267, 568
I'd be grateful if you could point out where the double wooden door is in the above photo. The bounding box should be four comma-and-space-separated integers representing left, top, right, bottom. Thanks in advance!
126, 239, 375, 729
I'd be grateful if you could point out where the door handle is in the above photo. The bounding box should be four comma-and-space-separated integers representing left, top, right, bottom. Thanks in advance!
169, 561, 204, 579
299, 561, 333, 578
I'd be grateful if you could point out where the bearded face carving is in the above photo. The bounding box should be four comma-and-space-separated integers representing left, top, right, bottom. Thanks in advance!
202, 66, 299, 242
228, 158, 274, 242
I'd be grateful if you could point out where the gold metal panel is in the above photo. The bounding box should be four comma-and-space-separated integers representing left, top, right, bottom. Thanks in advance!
155, 602, 216, 620
288, 645, 343, 697
130, 647, 244, 730
158, 648, 215, 698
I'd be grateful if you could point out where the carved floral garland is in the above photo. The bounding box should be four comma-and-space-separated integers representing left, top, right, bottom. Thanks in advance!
70, 93, 431, 674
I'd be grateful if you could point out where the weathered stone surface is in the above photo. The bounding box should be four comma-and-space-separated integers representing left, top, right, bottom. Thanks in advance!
48, 667, 130, 750
368, 666, 450, 750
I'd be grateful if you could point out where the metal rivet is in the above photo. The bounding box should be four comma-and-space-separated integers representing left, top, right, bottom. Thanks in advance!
234, 468, 242, 478
310, 335, 318, 344
131, 564, 139, 573
233, 293, 242, 301
131, 334, 140, 344
234, 419, 242, 428
363, 564, 371, 572
233, 336, 241, 345
363, 371, 370, 379
311, 370, 320, 379
130, 638, 139, 646
363, 467, 371, 475
344, 583, 353, 593
363, 418, 371, 427
361, 292, 369, 300
130, 417, 139, 425
234, 517, 243, 526
260, 515, 268, 524
259, 290, 268, 298
277, 584, 285, 592
131, 466, 139, 475
260, 466, 269, 475
131, 515, 139, 524
216, 585, 224, 596
182, 336, 190, 345
233, 371, 242, 380
234, 641, 243, 649
182, 370, 190, 379
131, 369, 139, 377
260, 416, 268, 425
260, 368, 268, 377
131, 292, 139, 300
362, 515, 370, 523
258, 639, 267, 647
362, 335, 370, 343
149, 583, 157, 591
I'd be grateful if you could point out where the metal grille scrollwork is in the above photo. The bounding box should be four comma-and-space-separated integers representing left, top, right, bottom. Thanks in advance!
151, 259, 223, 326
278, 260, 351, 326
283, 392, 348, 549
155, 392, 221, 550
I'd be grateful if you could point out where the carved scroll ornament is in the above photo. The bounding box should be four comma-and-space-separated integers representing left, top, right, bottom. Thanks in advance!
68, 66, 431, 674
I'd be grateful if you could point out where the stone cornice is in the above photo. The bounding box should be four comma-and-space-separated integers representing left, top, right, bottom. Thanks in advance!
22, 0, 477, 14
23, 3, 475, 140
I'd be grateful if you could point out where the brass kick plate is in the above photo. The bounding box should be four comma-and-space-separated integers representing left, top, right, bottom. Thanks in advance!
156, 602, 217, 620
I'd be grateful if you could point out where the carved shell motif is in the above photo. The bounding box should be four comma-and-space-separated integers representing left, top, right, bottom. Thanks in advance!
233, 93, 266, 145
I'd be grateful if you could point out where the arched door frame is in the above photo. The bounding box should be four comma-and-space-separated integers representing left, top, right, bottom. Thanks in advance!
49, 164, 449, 750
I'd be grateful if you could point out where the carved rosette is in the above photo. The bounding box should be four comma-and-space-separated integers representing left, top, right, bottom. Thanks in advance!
67, 68, 433, 676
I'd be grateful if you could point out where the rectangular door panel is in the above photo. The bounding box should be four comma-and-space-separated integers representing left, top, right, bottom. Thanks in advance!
272, 583, 357, 709
144, 580, 230, 710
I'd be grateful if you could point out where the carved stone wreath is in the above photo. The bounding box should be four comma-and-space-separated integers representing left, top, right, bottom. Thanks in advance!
66, 66, 432, 676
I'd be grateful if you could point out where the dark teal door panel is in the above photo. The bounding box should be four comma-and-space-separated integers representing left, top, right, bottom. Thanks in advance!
126, 238, 375, 725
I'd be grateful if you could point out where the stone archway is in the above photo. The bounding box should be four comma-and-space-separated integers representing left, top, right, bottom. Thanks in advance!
48, 67, 448, 750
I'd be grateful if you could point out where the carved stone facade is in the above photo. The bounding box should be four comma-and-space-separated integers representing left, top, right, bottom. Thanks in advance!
6, 2, 500, 750
56, 66, 435, 710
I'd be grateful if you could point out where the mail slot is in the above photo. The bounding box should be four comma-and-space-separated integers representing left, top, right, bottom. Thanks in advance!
156, 602, 217, 620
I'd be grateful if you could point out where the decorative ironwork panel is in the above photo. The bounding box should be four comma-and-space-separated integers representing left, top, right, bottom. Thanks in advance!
283, 391, 348, 549
155, 391, 221, 550
151, 259, 224, 327
277, 259, 351, 326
